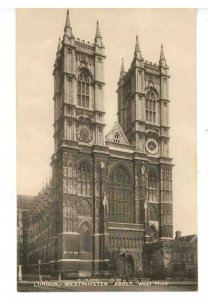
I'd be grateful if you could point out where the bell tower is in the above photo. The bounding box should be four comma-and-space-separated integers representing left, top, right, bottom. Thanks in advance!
117, 37, 173, 239
117, 36, 171, 157
53, 10, 106, 153
51, 11, 109, 278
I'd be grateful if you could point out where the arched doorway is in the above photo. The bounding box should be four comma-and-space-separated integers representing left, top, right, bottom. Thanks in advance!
149, 225, 158, 242
78, 221, 93, 260
117, 253, 134, 280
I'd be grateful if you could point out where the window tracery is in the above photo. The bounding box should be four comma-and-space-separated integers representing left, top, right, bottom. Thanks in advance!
77, 161, 92, 196
148, 169, 158, 202
77, 71, 90, 108
145, 90, 157, 123
149, 205, 158, 221
108, 167, 133, 223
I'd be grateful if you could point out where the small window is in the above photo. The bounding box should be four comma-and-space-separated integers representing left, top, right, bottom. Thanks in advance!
114, 132, 120, 143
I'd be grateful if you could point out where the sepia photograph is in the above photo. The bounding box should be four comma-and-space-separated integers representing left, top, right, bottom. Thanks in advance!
16, 8, 197, 291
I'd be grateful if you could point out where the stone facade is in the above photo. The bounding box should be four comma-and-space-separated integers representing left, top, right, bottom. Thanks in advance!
17, 11, 197, 280
143, 232, 197, 279
17, 195, 34, 266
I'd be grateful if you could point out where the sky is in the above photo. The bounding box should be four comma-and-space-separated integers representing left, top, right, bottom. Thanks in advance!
16, 8, 196, 235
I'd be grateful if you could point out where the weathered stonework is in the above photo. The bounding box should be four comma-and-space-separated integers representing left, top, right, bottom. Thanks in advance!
17, 11, 197, 281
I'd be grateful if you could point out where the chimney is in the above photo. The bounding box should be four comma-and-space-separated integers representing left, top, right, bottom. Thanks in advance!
175, 231, 181, 240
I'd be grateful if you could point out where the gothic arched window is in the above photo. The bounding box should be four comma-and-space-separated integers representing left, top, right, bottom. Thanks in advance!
79, 229, 92, 252
145, 90, 157, 123
79, 223, 92, 252
77, 161, 92, 196
77, 71, 90, 108
148, 169, 158, 202
108, 167, 133, 223
149, 205, 158, 221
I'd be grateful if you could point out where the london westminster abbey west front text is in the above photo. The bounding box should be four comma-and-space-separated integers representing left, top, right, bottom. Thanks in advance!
50, 10, 173, 278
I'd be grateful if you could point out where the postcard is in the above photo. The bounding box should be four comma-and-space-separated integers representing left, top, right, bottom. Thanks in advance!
16, 8, 197, 292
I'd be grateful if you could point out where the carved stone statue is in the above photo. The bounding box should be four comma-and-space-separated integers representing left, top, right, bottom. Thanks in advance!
141, 162, 146, 175
100, 161, 105, 170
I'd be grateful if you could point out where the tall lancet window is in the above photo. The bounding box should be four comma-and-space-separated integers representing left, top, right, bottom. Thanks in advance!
77, 71, 90, 109
148, 169, 158, 202
77, 161, 92, 196
108, 167, 133, 223
145, 90, 157, 123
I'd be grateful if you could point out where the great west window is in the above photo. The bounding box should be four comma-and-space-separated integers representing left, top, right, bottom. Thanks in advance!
108, 167, 133, 223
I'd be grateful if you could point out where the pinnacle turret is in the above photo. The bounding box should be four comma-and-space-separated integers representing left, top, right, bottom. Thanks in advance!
94, 20, 104, 48
120, 58, 125, 78
45, 177, 48, 189
48, 173, 52, 189
159, 44, 168, 68
64, 9, 74, 38
95, 20, 102, 38
56, 37, 61, 53
65, 9, 70, 27
160, 44, 166, 61
134, 35, 143, 60
41, 182, 45, 194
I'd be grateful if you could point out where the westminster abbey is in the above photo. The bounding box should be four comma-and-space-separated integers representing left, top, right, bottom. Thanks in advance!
17, 10, 197, 280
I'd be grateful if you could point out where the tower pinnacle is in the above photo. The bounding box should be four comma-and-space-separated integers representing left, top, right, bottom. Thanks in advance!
95, 20, 102, 38
56, 37, 61, 53
64, 9, 74, 38
134, 35, 143, 60
65, 9, 71, 28
160, 44, 166, 61
159, 44, 168, 68
120, 57, 125, 77
94, 20, 104, 48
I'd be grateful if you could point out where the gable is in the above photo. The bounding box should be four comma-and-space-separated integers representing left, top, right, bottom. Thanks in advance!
105, 121, 130, 145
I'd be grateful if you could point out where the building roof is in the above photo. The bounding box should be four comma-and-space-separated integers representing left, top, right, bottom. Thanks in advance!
17, 194, 36, 210
178, 235, 197, 242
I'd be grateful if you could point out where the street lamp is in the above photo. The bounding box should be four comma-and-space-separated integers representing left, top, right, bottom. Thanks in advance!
59, 266, 62, 282
150, 260, 153, 281
18, 265, 22, 282
138, 266, 142, 282
38, 260, 42, 281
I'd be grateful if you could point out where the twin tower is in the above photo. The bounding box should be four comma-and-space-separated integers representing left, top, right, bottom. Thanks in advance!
51, 10, 173, 278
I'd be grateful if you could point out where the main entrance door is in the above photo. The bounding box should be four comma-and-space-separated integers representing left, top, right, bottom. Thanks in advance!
117, 253, 134, 280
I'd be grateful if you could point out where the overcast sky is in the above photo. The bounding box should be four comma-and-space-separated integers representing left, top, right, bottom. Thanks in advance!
16, 8, 196, 235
